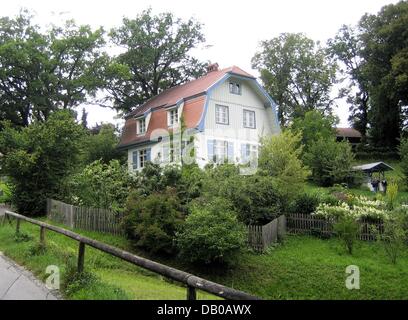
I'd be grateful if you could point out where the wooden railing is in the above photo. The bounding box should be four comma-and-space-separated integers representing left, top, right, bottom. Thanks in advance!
2, 210, 260, 300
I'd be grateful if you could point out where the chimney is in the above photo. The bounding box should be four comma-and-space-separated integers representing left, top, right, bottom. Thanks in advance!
206, 62, 219, 73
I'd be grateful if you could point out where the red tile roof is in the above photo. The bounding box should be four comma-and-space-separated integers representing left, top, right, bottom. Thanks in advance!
119, 66, 255, 148
336, 127, 362, 138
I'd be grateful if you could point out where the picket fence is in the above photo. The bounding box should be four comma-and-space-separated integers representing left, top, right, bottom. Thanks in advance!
286, 213, 384, 241
46, 199, 124, 235
247, 215, 286, 252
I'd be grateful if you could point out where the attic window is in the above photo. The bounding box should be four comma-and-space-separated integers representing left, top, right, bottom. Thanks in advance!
137, 118, 146, 135
229, 82, 241, 95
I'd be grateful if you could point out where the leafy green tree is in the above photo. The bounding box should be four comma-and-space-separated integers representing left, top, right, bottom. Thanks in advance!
258, 130, 310, 200
0, 110, 85, 215
0, 10, 106, 127
103, 9, 207, 113
334, 216, 359, 254
399, 137, 408, 186
305, 139, 354, 187
176, 198, 246, 264
252, 33, 338, 126
291, 110, 337, 151
328, 25, 370, 139
358, 1, 408, 147
81, 124, 125, 164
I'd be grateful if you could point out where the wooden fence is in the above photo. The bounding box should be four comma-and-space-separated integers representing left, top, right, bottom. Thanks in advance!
287, 213, 383, 241
247, 215, 286, 252
3, 210, 259, 300
47, 199, 124, 235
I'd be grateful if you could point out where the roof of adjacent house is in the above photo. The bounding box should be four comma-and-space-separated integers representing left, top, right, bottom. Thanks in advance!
336, 127, 362, 138
352, 162, 394, 173
119, 66, 256, 149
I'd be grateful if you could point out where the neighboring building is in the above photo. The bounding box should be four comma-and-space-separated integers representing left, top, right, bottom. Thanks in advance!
335, 127, 362, 147
118, 63, 280, 172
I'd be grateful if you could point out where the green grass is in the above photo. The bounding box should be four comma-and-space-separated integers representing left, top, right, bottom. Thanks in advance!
0, 220, 217, 300
1, 217, 408, 300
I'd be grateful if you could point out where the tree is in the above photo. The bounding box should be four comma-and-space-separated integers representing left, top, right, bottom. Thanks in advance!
328, 25, 370, 139
252, 33, 338, 126
0, 10, 106, 127
358, 1, 408, 147
0, 110, 85, 215
258, 130, 310, 202
103, 9, 207, 113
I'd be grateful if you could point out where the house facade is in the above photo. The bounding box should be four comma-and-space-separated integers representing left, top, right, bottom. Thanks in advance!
118, 64, 280, 172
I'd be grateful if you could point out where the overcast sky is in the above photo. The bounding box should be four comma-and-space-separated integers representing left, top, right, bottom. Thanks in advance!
1, 0, 400, 127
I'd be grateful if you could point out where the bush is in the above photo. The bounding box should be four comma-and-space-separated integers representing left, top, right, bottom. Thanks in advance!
291, 193, 321, 215
400, 137, 408, 187
386, 182, 398, 210
305, 139, 355, 187
0, 180, 12, 204
64, 159, 135, 212
176, 198, 246, 264
333, 216, 360, 254
123, 189, 184, 254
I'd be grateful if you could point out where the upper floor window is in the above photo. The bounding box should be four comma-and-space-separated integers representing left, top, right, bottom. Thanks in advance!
168, 108, 179, 127
215, 105, 229, 125
243, 110, 256, 129
137, 118, 146, 134
229, 82, 241, 95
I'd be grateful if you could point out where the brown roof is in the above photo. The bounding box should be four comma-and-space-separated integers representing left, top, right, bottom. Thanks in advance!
119, 66, 255, 149
336, 127, 362, 138
127, 66, 255, 118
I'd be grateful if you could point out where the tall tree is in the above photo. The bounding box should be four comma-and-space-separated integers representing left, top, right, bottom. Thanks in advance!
359, 1, 408, 147
328, 25, 370, 140
0, 10, 106, 127
252, 33, 338, 126
103, 9, 207, 114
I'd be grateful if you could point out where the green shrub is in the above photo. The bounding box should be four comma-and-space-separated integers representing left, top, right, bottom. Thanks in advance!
386, 182, 399, 210
176, 198, 246, 264
333, 216, 360, 254
123, 189, 184, 254
0, 180, 12, 204
291, 193, 321, 215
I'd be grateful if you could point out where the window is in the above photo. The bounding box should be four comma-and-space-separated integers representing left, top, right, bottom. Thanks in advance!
168, 108, 179, 127
137, 118, 146, 134
132, 148, 151, 170
207, 139, 234, 164
241, 144, 258, 164
215, 105, 229, 125
162, 141, 190, 164
229, 82, 241, 95
243, 110, 256, 129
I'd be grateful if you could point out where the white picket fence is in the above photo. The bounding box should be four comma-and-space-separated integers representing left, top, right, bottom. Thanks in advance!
46, 199, 124, 235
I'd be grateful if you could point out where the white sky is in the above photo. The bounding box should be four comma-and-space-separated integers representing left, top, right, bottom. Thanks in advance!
1, 0, 400, 127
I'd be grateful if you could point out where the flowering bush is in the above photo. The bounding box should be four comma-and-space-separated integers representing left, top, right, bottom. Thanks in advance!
313, 196, 389, 220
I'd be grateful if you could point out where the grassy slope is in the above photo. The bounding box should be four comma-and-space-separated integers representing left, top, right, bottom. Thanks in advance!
1, 219, 407, 299
0, 221, 216, 300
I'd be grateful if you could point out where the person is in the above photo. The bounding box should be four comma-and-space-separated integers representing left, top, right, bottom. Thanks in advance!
371, 179, 379, 193
382, 179, 387, 193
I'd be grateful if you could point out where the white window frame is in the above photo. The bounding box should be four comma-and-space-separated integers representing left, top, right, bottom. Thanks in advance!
168, 108, 179, 127
229, 82, 241, 95
243, 109, 256, 129
215, 105, 229, 125
137, 118, 146, 135
214, 140, 228, 163
139, 149, 147, 169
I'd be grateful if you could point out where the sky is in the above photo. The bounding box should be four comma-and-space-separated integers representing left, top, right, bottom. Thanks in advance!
1, 0, 400, 127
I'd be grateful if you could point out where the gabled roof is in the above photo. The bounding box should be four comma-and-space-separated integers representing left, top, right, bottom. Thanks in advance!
127, 66, 255, 119
353, 162, 394, 173
336, 127, 362, 138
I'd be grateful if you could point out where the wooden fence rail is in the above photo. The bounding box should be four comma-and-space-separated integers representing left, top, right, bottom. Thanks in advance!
2, 210, 260, 300
286, 213, 383, 241
47, 199, 124, 235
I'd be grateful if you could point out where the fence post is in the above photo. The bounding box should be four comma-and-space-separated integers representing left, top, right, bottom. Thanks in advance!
46, 199, 51, 218
187, 285, 197, 300
16, 218, 20, 235
40, 226, 46, 247
77, 242, 86, 273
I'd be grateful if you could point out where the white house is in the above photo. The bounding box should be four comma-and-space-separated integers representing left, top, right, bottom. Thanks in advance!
118, 63, 280, 172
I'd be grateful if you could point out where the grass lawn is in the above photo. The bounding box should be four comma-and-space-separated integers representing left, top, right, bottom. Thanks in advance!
0, 219, 217, 300
1, 217, 408, 300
